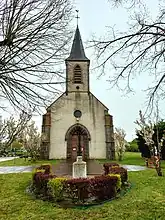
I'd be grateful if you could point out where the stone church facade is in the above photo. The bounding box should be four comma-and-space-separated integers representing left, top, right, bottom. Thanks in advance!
40, 26, 115, 161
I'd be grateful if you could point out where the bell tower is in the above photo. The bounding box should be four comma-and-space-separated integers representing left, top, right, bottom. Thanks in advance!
65, 25, 90, 94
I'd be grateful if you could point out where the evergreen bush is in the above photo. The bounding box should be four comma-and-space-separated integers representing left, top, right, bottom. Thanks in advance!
109, 167, 128, 184
103, 163, 120, 175
48, 177, 67, 201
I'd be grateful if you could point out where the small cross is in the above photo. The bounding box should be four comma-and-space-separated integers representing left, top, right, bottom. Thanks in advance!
75, 10, 80, 25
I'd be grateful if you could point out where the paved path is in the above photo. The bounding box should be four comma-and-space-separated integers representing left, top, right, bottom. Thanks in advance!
0, 157, 34, 174
0, 157, 18, 162
0, 166, 34, 174
122, 165, 147, 171
0, 159, 148, 174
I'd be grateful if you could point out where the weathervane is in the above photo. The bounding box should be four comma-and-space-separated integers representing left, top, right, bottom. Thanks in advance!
75, 10, 80, 25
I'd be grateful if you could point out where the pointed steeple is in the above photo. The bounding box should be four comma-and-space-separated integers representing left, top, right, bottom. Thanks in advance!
66, 25, 89, 61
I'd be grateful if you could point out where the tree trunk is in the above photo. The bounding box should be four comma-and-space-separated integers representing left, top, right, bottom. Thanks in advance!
150, 151, 163, 176
145, 158, 148, 167
117, 153, 122, 161
153, 155, 163, 176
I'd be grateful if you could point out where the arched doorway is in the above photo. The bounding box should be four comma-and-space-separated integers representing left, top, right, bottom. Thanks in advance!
65, 124, 91, 161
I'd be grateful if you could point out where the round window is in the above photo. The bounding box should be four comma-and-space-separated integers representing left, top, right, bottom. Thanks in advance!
73, 110, 82, 118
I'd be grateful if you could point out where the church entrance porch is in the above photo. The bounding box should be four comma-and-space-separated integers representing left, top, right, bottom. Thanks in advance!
65, 124, 90, 161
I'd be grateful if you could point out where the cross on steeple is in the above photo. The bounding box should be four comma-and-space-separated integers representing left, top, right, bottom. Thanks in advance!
65, 11, 89, 62
75, 10, 80, 25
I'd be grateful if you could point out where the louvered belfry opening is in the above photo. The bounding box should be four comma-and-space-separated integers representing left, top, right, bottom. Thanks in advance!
74, 65, 82, 83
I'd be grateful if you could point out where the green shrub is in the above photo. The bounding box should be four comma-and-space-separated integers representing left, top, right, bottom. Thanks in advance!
48, 177, 67, 201
15, 151, 24, 156
32, 172, 56, 199
109, 167, 128, 184
12, 141, 23, 150
64, 176, 118, 203
126, 140, 139, 152
64, 178, 90, 202
36, 164, 52, 174
103, 163, 120, 175
108, 174, 121, 191
91, 175, 118, 201
32, 164, 55, 200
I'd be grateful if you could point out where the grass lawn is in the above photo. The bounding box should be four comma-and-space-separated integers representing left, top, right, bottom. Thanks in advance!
99, 152, 165, 168
98, 152, 145, 166
1, 152, 165, 171
1, 169, 165, 220
1, 152, 165, 168
1, 153, 165, 219
0, 152, 145, 167
0, 158, 58, 166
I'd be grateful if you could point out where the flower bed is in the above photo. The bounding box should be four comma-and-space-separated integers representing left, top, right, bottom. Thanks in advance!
29, 163, 130, 207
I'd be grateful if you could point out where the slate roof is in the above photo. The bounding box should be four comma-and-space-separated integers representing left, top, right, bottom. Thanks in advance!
66, 25, 89, 61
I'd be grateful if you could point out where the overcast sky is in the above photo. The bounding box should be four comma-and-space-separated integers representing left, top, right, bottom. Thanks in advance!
72, 0, 164, 141
31, 0, 165, 141
1, 0, 164, 141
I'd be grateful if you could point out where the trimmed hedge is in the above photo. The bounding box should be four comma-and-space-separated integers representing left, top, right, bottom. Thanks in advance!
35, 164, 51, 174
108, 174, 121, 191
103, 163, 120, 175
30, 164, 129, 206
103, 163, 127, 184
64, 178, 90, 202
32, 172, 56, 199
32, 164, 56, 199
31, 174, 118, 204
90, 175, 118, 201
64, 175, 118, 203
48, 177, 67, 201
109, 167, 128, 184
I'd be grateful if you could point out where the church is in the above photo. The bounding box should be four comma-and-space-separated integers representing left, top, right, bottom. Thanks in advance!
41, 25, 115, 161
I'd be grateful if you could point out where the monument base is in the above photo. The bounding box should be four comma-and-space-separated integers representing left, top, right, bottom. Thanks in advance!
72, 156, 87, 178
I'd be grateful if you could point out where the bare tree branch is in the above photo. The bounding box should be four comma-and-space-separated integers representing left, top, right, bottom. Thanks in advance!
0, 110, 32, 149
0, 0, 73, 111
91, 1, 165, 112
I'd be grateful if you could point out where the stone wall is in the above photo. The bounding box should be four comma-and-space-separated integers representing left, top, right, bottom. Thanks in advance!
40, 110, 51, 159
104, 111, 115, 160
49, 92, 109, 159
66, 61, 90, 93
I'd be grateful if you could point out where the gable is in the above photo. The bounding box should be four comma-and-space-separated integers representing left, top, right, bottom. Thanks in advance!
46, 91, 109, 114
46, 92, 65, 111
89, 92, 109, 111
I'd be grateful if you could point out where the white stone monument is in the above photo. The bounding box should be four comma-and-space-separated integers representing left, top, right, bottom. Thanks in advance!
72, 156, 87, 178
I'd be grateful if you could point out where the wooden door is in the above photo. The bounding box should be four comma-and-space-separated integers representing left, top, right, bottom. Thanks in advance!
66, 126, 89, 161
71, 135, 78, 161
70, 134, 86, 161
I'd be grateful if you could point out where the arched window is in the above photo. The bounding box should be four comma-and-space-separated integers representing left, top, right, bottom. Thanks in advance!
74, 65, 82, 83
